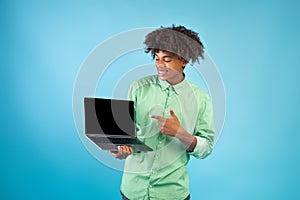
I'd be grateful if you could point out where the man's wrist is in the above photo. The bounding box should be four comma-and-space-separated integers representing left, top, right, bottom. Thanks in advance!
188, 136, 197, 152
175, 126, 197, 151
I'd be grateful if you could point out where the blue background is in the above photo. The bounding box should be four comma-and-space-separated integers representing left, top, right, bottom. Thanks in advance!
1, 0, 300, 199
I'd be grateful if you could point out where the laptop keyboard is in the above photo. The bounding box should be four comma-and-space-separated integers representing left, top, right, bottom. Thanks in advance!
108, 137, 144, 145
88, 136, 143, 145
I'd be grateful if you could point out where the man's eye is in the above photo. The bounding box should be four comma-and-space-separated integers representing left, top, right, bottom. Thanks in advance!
164, 60, 171, 62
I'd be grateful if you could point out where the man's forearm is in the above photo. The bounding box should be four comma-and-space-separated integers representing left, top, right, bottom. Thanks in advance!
175, 126, 197, 152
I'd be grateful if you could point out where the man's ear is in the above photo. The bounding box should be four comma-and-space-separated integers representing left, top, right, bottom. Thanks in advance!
182, 59, 188, 68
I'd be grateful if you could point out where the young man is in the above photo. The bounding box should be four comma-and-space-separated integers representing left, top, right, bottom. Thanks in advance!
110, 25, 215, 200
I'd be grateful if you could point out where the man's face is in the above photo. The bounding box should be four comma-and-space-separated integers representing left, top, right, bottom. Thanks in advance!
155, 50, 186, 85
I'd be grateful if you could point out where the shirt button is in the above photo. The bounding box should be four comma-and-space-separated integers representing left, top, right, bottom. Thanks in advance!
150, 185, 153, 188
159, 141, 162, 144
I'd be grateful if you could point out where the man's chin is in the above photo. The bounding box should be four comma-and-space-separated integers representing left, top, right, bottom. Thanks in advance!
158, 75, 168, 80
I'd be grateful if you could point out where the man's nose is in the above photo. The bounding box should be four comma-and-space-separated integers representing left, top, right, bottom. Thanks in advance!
156, 60, 165, 68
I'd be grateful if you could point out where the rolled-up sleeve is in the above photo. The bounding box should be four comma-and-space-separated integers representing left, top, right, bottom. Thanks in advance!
188, 95, 215, 159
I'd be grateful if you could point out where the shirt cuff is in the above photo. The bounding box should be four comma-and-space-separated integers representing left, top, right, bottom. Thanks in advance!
187, 136, 211, 159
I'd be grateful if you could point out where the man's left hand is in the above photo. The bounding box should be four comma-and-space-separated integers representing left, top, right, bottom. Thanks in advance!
150, 108, 181, 137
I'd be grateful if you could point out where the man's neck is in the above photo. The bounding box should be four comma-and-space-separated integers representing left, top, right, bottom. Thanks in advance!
167, 73, 184, 85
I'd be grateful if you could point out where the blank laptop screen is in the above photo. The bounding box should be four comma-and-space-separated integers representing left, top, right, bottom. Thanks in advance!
84, 98, 135, 137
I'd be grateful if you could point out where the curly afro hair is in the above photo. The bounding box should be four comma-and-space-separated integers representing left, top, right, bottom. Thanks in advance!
144, 25, 204, 64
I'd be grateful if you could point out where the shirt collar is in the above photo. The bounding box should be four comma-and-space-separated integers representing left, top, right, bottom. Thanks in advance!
157, 74, 187, 94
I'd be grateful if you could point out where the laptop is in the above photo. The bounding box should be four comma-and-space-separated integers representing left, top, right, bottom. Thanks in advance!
84, 97, 153, 152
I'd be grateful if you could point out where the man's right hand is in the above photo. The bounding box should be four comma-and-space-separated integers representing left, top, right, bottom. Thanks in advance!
109, 146, 133, 160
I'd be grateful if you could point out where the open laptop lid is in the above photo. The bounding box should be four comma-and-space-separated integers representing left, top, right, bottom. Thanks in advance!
84, 97, 136, 138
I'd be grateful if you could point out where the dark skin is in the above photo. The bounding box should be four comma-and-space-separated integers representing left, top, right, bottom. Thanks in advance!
110, 51, 197, 160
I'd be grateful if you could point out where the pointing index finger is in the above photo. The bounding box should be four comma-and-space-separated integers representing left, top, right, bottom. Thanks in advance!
150, 114, 164, 121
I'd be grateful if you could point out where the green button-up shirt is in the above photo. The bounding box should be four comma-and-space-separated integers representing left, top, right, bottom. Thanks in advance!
121, 75, 214, 200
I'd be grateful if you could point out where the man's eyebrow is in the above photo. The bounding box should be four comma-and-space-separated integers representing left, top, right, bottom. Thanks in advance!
155, 54, 173, 59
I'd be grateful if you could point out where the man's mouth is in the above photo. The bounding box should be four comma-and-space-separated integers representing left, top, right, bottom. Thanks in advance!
158, 70, 168, 75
